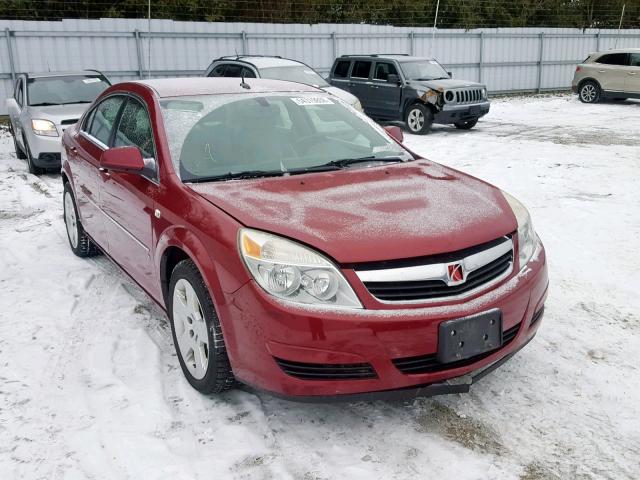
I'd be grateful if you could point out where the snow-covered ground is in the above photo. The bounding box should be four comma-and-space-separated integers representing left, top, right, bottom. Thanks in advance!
1, 95, 639, 480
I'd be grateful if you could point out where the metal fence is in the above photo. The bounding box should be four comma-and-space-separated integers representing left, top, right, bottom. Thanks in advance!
1, 18, 640, 115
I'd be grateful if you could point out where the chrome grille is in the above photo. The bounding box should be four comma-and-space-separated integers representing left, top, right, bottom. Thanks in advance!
355, 237, 513, 303
454, 88, 484, 104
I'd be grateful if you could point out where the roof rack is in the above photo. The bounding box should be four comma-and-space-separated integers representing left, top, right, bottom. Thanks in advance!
341, 53, 411, 58
218, 55, 283, 60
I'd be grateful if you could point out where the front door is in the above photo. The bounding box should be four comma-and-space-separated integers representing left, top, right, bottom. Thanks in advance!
73, 95, 126, 250
625, 53, 640, 94
369, 62, 402, 119
348, 60, 374, 115
101, 96, 158, 296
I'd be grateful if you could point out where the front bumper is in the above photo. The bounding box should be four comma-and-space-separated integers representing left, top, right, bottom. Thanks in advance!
435, 101, 490, 124
220, 243, 548, 400
24, 127, 63, 168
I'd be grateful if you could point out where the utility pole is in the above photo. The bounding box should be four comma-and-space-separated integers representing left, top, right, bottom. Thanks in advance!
615, 4, 625, 48
148, 0, 152, 78
431, 0, 441, 55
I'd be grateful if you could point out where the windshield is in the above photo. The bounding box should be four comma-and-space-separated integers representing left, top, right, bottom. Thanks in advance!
259, 66, 329, 88
27, 75, 110, 106
400, 60, 450, 81
160, 93, 411, 182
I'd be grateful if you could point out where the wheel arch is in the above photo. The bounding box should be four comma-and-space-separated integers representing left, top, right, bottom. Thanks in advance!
577, 77, 602, 92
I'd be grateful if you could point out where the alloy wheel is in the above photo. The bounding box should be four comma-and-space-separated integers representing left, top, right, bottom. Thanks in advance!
407, 108, 425, 132
172, 278, 210, 380
580, 84, 597, 103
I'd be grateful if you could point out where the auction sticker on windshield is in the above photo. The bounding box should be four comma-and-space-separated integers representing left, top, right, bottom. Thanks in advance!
291, 97, 334, 106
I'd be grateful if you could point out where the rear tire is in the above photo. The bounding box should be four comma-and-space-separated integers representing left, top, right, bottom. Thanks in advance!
578, 81, 601, 104
454, 118, 478, 130
23, 134, 45, 175
168, 259, 235, 394
63, 182, 101, 257
404, 103, 433, 135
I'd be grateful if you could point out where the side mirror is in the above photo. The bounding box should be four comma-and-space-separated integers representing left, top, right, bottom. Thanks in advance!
447, 71, 453, 78
384, 125, 404, 143
387, 73, 400, 85
100, 146, 145, 173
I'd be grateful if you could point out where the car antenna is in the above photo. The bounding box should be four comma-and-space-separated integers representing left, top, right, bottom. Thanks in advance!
240, 71, 250, 90
235, 48, 239, 60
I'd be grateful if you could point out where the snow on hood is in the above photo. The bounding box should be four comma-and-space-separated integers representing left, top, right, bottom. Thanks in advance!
188, 160, 516, 264
411, 79, 485, 91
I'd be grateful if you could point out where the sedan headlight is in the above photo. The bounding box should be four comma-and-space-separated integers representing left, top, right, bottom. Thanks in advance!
502, 191, 538, 269
31, 119, 58, 137
353, 99, 364, 112
239, 228, 362, 308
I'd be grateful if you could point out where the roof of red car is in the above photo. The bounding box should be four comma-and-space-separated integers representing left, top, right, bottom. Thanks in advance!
133, 77, 321, 98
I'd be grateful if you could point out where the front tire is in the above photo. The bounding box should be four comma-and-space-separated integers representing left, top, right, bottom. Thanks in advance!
13, 135, 26, 159
404, 103, 433, 135
579, 81, 601, 104
23, 134, 44, 175
168, 259, 234, 394
454, 118, 478, 130
63, 182, 101, 257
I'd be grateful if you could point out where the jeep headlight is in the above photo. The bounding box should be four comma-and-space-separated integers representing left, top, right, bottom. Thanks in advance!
502, 191, 539, 269
239, 228, 362, 308
31, 119, 58, 137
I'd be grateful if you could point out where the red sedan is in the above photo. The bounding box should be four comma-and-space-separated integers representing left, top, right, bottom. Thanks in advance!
61, 78, 548, 401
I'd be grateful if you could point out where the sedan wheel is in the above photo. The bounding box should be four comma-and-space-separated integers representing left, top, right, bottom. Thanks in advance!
64, 191, 79, 249
172, 278, 210, 380
63, 182, 101, 257
168, 259, 234, 393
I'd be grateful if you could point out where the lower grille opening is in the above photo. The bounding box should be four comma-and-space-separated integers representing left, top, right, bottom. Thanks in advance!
529, 307, 545, 328
393, 322, 521, 375
274, 357, 377, 381
37, 152, 61, 162
60, 119, 79, 126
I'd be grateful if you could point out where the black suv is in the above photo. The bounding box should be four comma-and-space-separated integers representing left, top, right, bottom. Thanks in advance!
328, 54, 490, 134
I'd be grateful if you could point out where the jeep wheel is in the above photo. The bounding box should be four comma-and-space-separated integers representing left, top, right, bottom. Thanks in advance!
454, 119, 478, 130
579, 81, 601, 104
404, 104, 433, 135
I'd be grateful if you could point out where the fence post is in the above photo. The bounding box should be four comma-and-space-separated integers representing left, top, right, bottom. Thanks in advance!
331, 32, 337, 59
241, 31, 247, 54
4, 29, 16, 83
134, 30, 144, 79
409, 31, 415, 55
537, 32, 544, 93
596, 32, 601, 51
478, 32, 484, 84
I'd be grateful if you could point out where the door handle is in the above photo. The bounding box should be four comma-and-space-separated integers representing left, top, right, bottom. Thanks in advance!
598, 70, 606, 73
628, 72, 637, 75
70, 146, 77, 153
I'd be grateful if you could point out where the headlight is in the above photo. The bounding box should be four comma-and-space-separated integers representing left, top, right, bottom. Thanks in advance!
482, 88, 487, 99
353, 99, 364, 112
239, 228, 362, 308
31, 119, 58, 137
502, 191, 538, 269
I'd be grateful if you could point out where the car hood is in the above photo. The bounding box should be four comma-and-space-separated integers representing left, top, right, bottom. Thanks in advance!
188, 160, 516, 264
27, 103, 90, 123
411, 79, 485, 91
321, 86, 360, 106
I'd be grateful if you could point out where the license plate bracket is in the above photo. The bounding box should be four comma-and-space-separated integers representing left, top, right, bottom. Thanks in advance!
437, 310, 502, 364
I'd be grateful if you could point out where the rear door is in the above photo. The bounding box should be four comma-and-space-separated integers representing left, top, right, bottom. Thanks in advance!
74, 95, 126, 250
348, 60, 374, 114
369, 61, 402, 118
102, 95, 159, 294
625, 53, 640, 93
594, 53, 630, 91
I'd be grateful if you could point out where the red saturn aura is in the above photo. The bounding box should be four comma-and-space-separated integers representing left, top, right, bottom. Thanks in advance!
61, 78, 548, 401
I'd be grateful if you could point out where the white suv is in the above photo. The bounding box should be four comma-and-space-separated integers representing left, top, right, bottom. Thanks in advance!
572, 48, 640, 103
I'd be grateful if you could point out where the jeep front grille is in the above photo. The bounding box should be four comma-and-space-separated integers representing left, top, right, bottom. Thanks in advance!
454, 88, 484, 104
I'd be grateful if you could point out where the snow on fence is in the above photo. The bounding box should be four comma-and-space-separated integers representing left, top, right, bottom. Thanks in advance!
1, 18, 639, 115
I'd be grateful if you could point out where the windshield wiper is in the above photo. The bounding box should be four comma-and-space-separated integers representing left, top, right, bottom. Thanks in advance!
319, 156, 404, 169
61, 100, 92, 104
186, 169, 285, 183
29, 102, 62, 106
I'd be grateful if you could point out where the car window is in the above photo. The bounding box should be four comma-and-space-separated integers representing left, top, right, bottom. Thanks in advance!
83, 108, 96, 132
113, 98, 156, 159
596, 53, 629, 66
159, 93, 411, 182
209, 64, 226, 77
87, 96, 125, 147
259, 66, 329, 87
630, 53, 640, 67
351, 61, 372, 79
27, 75, 110, 106
223, 64, 256, 78
333, 60, 351, 78
15, 79, 23, 107
373, 62, 398, 81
